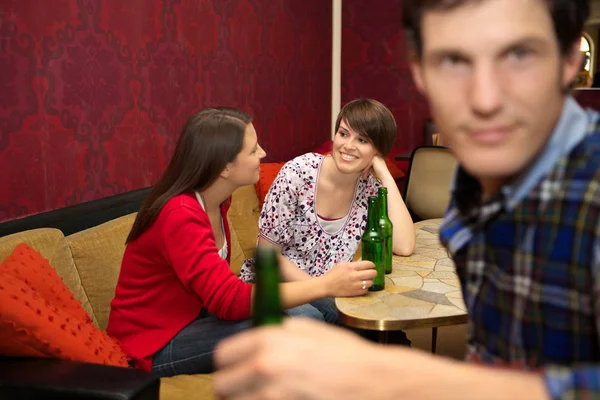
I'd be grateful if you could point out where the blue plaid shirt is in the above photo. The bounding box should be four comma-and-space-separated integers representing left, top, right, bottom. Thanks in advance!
440, 97, 600, 399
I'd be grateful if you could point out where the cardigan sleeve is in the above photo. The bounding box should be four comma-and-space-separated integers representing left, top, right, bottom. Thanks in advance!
161, 204, 252, 321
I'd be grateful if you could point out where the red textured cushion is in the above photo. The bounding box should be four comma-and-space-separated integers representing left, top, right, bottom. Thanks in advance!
0, 245, 129, 367
0, 243, 91, 323
385, 157, 405, 180
313, 140, 333, 154
255, 162, 285, 207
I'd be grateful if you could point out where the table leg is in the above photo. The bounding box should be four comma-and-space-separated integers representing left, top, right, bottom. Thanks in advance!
378, 331, 389, 344
431, 327, 438, 353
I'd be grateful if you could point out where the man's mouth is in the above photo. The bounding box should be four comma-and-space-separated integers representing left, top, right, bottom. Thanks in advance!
470, 125, 514, 144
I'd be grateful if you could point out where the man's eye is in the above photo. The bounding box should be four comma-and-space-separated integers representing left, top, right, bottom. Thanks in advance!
507, 47, 531, 61
441, 55, 465, 67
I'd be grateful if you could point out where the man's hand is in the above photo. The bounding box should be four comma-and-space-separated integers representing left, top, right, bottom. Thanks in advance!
214, 318, 392, 400
214, 318, 551, 400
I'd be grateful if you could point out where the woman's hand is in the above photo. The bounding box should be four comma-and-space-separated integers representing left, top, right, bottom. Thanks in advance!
361, 155, 391, 180
321, 260, 377, 297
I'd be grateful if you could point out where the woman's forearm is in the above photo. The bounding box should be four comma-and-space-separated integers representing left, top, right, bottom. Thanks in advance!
250, 277, 329, 311
279, 256, 312, 281
378, 173, 415, 256
279, 278, 330, 309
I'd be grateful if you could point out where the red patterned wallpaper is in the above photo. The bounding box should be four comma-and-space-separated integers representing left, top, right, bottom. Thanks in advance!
574, 89, 600, 112
0, 0, 332, 222
341, 0, 430, 156
341, 1, 600, 158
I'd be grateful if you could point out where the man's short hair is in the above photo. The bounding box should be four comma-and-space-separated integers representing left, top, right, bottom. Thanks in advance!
403, 0, 590, 57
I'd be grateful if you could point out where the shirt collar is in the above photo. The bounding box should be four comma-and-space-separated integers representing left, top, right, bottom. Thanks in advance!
501, 96, 589, 210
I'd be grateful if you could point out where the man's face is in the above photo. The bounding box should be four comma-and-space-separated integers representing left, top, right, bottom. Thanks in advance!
411, 0, 581, 186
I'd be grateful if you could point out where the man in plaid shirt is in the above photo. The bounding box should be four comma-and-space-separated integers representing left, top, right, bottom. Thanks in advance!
214, 0, 600, 398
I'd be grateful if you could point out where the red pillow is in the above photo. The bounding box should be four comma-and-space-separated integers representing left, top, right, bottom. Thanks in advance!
384, 157, 405, 180
0, 243, 91, 323
255, 162, 285, 207
0, 244, 129, 367
313, 140, 333, 155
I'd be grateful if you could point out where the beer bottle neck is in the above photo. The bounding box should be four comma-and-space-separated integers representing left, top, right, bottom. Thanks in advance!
379, 192, 388, 218
367, 198, 379, 230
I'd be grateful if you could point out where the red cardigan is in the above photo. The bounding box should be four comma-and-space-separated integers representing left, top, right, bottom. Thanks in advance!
106, 193, 252, 371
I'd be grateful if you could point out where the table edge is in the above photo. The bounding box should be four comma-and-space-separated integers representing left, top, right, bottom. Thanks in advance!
337, 309, 468, 331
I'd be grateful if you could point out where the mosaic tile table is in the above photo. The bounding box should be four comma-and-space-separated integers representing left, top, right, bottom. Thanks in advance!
335, 218, 468, 350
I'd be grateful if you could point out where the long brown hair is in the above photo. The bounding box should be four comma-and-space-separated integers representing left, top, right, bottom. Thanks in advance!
127, 107, 252, 243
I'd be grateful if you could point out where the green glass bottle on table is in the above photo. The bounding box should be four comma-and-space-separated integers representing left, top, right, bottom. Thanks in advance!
362, 196, 385, 291
252, 247, 284, 326
378, 187, 393, 275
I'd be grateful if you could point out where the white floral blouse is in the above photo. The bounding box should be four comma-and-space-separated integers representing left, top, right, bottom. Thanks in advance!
240, 152, 381, 282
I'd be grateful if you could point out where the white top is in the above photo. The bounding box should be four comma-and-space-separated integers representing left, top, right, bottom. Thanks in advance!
317, 215, 347, 234
195, 192, 228, 260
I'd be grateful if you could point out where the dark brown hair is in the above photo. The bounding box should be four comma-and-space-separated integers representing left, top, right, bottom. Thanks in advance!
403, 0, 590, 57
127, 107, 252, 243
334, 98, 397, 157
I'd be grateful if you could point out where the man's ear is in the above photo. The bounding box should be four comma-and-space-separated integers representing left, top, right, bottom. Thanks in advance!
409, 55, 427, 95
562, 42, 584, 89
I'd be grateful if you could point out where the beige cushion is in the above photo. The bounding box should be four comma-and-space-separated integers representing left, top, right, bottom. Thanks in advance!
0, 228, 97, 326
66, 213, 137, 330
227, 216, 245, 275
160, 374, 214, 400
229, 185, 260, 261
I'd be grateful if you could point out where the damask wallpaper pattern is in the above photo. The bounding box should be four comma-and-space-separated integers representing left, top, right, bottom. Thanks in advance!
341, 0, 430, 153
3, 0, 599, 224
574, 89, 600, 113
340, 1, 600, 156
0, 0, 332, 222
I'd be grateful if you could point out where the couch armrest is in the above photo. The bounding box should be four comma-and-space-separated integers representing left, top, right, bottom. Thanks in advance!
0, 356, 160, 399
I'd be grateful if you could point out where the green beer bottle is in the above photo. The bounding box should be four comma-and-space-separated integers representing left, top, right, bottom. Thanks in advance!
362, 196, 385, 291
378, 187, 393, 274
252, 247, 284, 326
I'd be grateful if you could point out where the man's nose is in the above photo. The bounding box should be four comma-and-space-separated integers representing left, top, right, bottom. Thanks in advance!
469, 63, 503, 117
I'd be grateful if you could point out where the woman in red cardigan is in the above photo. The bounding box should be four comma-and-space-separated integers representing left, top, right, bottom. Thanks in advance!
106, 107, 377, 377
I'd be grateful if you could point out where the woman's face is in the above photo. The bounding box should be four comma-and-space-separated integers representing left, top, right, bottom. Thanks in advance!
331, 119, 378, 175
226, 123, 266, 186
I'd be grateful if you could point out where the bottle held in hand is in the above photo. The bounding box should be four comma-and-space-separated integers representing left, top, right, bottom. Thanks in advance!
362, 196, 385, 291
378, 187, 393, 274
252, 247, 284, 326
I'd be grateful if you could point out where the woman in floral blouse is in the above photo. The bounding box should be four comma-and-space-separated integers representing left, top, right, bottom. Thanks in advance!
241, 99, 415, 324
